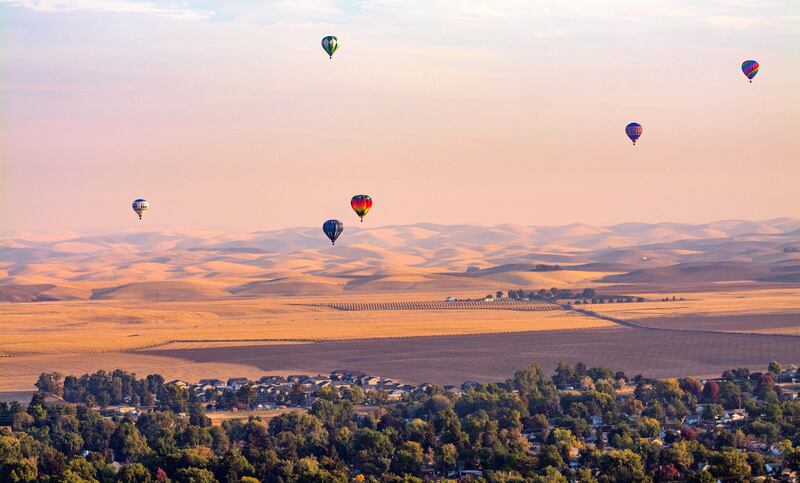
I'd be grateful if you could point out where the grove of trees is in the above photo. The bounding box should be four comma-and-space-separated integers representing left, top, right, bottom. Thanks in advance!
2, 361, 799, 482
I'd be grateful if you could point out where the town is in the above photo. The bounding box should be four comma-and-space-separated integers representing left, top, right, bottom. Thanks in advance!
3, 361, 799, 481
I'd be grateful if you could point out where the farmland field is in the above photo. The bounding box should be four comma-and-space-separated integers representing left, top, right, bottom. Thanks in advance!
584, 287, 800, 334
3, 223, 800, 395
0, 297, 610, 358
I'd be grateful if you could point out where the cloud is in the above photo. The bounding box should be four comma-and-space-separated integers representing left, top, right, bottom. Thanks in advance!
0, 0, 213, 20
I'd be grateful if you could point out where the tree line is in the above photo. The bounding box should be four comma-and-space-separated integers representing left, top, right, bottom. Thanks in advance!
1, 360, 799, 482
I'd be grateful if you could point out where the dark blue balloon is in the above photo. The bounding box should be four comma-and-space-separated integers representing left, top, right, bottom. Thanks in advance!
323, 219, 343, 245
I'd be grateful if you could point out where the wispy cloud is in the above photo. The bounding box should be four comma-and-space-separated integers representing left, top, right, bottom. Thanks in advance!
0, 0, 213, 20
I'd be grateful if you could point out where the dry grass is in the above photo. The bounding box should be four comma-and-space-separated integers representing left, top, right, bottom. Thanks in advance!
206, 408, 301, 426
590, 287, 800, 318
0, 351, 280, 392
0, 295, 613, 357
587, 287, 800, 334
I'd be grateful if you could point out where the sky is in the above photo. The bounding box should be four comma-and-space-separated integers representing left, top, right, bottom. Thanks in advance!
1, 0, 799, 232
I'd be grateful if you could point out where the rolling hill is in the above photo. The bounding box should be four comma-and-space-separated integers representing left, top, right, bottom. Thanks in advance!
2, 218, 800, 301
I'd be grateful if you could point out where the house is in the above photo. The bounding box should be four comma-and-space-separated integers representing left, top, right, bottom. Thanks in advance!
258, 375, 287, 385
330, 370, 353, 381
388, 389, 410, 401
226, 377, 251, 390
358, 376, 382, 387
684, 415, 701, 426
445, 386, 463, 396
445, 296, 457, 302
198, 379, 225, 388
721, 409, 747, 424
309, 376, 332, 387
447, 470, 484, 478
746, 440, 767, 452
167, 380, 189, 388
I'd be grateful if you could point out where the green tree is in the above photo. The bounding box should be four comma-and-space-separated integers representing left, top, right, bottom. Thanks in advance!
660, 440, 694, 472
438, 443, 457, 476
111, 421, 150, 462
392, 441, 424, 476
117, 463, 153, 483
598, 449, 651, 483
174, 467, 216, 483
35, 372, 64, 397
708, 449, 750, 479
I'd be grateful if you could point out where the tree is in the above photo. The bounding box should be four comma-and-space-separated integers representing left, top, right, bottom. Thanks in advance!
111, 421, 150, 462
553, 362, 575, 387
392, 441, 424, 476
35, 372, 64, 397
117, 463, 153, 483
708, 449, 750, 479
174, 467, 216, 483
341, 386, 365, 404
701, 380, 719, 402
660, 440, 694, 472
350, 428, 394, 475
702, 404, 723, 421
767, 361, 782, 375
496, 291, 504, 299
438, 443, 457, 476
678, 377, 702, 398
598, 449, 651, 483
785, 447, 800, 471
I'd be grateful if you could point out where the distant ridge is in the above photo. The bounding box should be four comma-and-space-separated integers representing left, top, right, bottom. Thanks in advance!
2, 219, 799, 301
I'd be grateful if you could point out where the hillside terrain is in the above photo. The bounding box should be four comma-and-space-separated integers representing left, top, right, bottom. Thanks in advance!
2, 219, 799, 302
2, 219, 800, 392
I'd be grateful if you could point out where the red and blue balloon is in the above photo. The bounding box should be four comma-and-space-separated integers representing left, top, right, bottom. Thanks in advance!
625, 122, 643, 146
741, 60, 759, 83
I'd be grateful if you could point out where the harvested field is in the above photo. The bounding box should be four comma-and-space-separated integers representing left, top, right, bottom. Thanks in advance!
302, 300, 560, 312
206, 408, 300, 426
631, 313, 800, 334
132, 327, 800, 385
587, 288, 800, 321
0, 298, 606, 357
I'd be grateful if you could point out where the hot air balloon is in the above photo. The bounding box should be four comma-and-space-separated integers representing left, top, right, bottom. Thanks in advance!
132, 199, 149, 220
351, 195, 372, 222
323, 219, 343, 245
322, 36, 339, 59
742, 60, 759, 83
625, 122, 643, 146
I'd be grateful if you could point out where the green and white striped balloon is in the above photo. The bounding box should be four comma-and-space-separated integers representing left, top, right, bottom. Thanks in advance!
322, 36, 339, 59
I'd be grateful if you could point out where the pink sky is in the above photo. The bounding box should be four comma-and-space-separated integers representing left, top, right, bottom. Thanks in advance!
2, 1, 799, 231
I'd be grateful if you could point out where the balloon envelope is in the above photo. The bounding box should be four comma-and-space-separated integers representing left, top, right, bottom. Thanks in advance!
351, 195, 373, 222
322, 36, 339, 58
323, 219, 343, 245
625, 123, 643, 145
132, 199, 148, 220
742, 60, 759, 81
